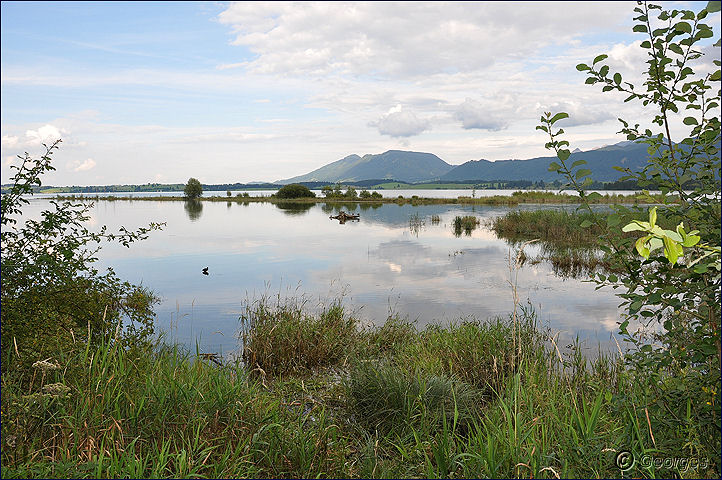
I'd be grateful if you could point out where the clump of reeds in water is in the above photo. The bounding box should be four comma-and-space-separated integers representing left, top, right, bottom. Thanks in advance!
239, 294, 358, 376
408, 213, 425, 236
489, 209, 603, 248
430, 214, 441, 224
453, 215, 480, 236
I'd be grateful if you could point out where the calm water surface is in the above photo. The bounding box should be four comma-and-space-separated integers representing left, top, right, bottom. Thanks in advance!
23, 196, 627, 357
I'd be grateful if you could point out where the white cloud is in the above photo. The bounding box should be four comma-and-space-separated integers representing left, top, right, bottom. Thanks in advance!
25, 124, 63, 146
217, 2, 633, 78
453, 98, 508, 131
2, 135, 19, 148
70, 158, 96, 172
540, 101, 615, 127
371, 105, 431, 138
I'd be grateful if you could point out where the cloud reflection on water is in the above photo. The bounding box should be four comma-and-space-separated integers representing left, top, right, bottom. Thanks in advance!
22, 198, 628, 354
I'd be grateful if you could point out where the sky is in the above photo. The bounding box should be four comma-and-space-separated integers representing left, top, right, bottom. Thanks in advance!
1, 1, 719, 186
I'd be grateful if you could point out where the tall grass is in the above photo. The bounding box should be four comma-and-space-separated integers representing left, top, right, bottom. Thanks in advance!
2, 298, 719, 478
239, 294, 358, 377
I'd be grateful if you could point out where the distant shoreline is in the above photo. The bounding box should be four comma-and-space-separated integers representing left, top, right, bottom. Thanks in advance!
43, 190, 664, 206
1, 179, 655, 195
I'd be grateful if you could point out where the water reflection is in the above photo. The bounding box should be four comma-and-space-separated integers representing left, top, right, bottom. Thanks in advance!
18, 199, 629, 356
408, 213, 425, 237
184, 200, 203, 221
275, 202, 314, 216
452, 215, 481, 237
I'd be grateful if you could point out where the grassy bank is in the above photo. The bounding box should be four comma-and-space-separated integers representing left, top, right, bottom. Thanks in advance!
2, 296, 719, 478
51, 190, 663, 206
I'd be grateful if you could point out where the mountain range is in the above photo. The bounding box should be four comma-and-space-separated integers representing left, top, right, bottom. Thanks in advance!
277, 141, 653, 184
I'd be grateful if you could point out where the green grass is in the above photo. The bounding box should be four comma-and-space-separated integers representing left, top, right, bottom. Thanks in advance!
490, 209, 605, 248
2, 299, 719, 478
489, 209, 622, 276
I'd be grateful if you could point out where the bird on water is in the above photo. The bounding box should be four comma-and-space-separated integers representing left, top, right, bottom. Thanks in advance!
202, 267, 209, 275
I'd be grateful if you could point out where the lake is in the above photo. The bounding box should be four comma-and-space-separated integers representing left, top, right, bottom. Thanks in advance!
22, 194, 628, 358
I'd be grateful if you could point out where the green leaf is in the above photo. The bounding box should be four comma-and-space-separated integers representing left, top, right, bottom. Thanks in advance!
571, 159, 587, 168
674, 21, 692, 33
649, 237, 664, 252
549, 112, 569, 124
681, 233, 701, 247
668, 43, 684, 55
633, 24, 648, 33
613, 72, 622, 84
662, 236, 681, 264
693, 264, 709, 273
649, 206, 657, 228
580, 220, 593, 228
607, 214, 621, 227
707, 1, 721, 13
548, 162, 561, 172
683, 116, 698, 125
623, 222, 647, 232
558, 150, 570, 161
576, 63, 590, 71
661, 229, 683, 243
593, 54, 608, 64
575, 168, 592, 179
635, 236, 651, 258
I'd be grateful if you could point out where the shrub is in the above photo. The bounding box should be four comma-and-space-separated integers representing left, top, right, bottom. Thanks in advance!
539, 1, 721, 466
276, 184, 316, 199
183, 177, 202, 199
1, 141, 162, 374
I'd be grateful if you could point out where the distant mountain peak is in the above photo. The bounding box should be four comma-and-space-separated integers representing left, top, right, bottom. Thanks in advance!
278, 150, 453, 184
277, 140, 660, 185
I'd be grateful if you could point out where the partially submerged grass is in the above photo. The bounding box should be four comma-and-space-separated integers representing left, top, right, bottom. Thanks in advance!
490, 209, 623, 276
3, 298, 719, 478
453, 215, 481, 236
489, 209, 604, 248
